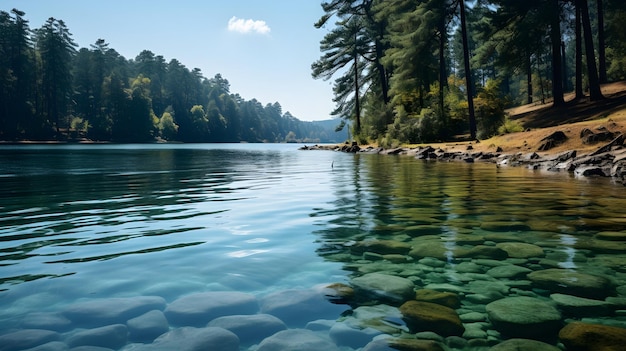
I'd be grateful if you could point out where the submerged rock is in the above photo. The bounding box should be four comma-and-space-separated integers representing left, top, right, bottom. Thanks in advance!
0, 329, 60, 351
20, 312, 72, 332
62, 296, 166, 327
414, 289, 461, 309
20, 341, 68, 351
126, 310, 169, 342
486, 264, 532, 279
260, 288, 349, 327
352, 272, 416, 304
256, 329, 339, 351
595, 231, 626, 241
351, 240, 412, 256
329, 322, 382, 349
207, 314, 287, 345
399, 300, 465, 336
486, 296, 562, 339
363, 338, 445, 351
495, 242, 545, 258
164, 291, 258, 327
66, 324, 127, 349
128, 326, 239, 351
489, 338, 561, 351
550, 293, 612, 317
559, 321, 626, 351
323, 282, 355, 304
527, 268, 613, 299
349, 304, 406, 334
409, 241, 452, 261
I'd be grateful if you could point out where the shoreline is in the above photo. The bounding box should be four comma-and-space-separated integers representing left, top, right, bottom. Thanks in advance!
301, 134, 626, 186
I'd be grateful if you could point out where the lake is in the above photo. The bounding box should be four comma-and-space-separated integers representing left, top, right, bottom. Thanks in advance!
1, 143, 625, 350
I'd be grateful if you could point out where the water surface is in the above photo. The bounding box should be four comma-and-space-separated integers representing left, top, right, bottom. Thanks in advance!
1, 144, 625, 350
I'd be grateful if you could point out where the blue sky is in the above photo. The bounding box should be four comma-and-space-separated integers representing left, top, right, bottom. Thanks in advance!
6, 0, 336, 121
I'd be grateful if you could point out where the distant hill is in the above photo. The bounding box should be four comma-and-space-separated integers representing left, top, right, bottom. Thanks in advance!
306, 119, 350, 144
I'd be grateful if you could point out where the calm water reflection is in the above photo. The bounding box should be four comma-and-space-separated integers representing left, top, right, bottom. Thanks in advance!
1, 144, 625, 349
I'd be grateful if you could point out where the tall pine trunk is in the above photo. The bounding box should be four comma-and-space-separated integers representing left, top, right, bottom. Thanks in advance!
578, 0, 604, 101
597, 0, 607, 83
550, 0, 565, 106
575, 4, 584, 100
438, 14, 447, 125
527, 53, 533, 104
353, 50, 361, 135
459, 0, 477, 139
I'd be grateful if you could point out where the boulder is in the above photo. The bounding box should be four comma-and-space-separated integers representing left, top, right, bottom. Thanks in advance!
362, 338, 445, 351
21, 341, 68, 351
414, 289, 461, 309
480, 222, 531, 232
486, 296, 562, 339
207, 314, 287, 345
575, 165, 610, 177
126, 310, 169, 342
0, 329, 60, 351
409, 241, 451, 261
349, 304, 406, 334
164, 291, 258, 326
62, 296, 166, 327
460, 245, 508, 259
550, 293, 612, 317
352, 273, 416, 303
595, 231, 626, 241
489, 338, 561, 351
351, 240, 412, 255
486, 265, 532, 279
256, 329, 339, 351
399, 300, 465, 336
260, 288, 349, 327
495, 242, 545, 258
329, 322, 382, 348
128, 327, 239, 351
559, 321, 626, 351
21, 312, 73, 332
538, 131, 567, 151
66, 324, 127, 349
527, 269, 613, 298
323, 283, 354, 304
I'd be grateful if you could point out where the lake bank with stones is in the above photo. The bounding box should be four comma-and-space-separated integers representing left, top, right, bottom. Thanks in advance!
302, 130, 626, 186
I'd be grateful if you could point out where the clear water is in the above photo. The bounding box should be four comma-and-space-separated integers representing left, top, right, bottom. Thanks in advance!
1, 144, 625, 350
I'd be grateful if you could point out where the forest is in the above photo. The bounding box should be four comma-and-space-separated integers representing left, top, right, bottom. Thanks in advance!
312, 0, 626, 145
0, 10, 348, 143
2, 1, 625, 145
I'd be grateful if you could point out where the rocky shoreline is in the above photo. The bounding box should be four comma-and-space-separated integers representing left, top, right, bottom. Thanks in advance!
301, 131, 626, 186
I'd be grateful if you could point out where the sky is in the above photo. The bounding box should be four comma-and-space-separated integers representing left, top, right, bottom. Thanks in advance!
5, 0, 336, 121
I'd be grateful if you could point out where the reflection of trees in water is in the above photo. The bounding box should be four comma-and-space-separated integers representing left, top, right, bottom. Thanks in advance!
312, 155, 626, 273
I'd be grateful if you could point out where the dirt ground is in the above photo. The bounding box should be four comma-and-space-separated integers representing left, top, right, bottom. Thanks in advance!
438, 81, 626, 156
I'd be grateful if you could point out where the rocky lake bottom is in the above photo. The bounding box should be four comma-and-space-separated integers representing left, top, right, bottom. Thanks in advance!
1, 144, 625, 351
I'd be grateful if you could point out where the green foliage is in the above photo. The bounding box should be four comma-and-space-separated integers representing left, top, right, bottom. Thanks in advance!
474, 79, 507, 139
158, 112, 178, 140
70, 116, 89, 138
606, 47, 626, 80
497, 117, 524, 135
0, 10, 346, 143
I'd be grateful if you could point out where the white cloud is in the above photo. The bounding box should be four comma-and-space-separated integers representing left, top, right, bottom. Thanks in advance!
227, 16, 271, 35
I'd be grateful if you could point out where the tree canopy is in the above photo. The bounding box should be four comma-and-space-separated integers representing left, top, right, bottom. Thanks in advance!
0, 10, 347, 143
313, 0, 626, 145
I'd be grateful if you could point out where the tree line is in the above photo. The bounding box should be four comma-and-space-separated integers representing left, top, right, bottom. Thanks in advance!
0, 9, 347, 143
312, 0, 626, 145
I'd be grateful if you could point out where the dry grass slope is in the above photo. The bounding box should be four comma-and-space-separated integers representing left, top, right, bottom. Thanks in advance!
441, 81, 626, 156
